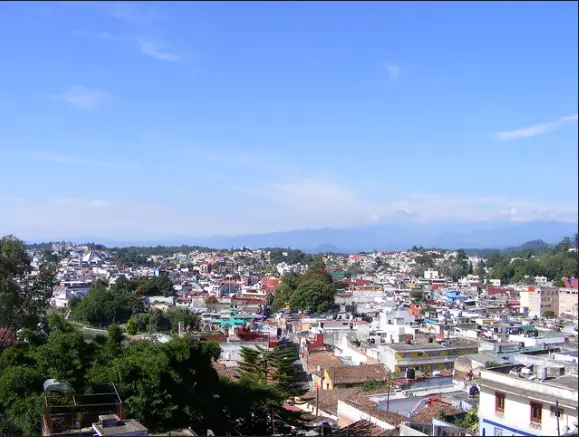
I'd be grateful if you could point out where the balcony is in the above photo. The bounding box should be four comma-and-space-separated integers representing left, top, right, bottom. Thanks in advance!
529, 421, 542, 430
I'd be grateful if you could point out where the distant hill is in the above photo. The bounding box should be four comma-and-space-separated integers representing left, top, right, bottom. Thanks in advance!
31, 220, 577, 254
464, 239, 552, 256
511, 239, 551, 251
150, 220, 578, 253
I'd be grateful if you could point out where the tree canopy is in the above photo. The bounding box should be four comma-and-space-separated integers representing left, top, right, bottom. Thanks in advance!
0, 235, 308, 436
0, 235, 56, 348
486, 235, 578, 284
270, 267, 339, 313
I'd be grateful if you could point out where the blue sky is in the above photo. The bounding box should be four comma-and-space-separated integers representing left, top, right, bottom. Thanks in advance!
0, 1, 577, 240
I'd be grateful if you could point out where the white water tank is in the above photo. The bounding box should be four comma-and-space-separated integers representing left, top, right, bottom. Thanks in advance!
537, 366, 548, 381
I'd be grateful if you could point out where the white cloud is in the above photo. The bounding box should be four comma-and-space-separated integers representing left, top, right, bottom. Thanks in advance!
54, 85, 114, 110
106, 3, 163, 24
381, 62, 400, 80
491, 114, 578, 141
137, 39, 183, 63
239, 180, 578, 230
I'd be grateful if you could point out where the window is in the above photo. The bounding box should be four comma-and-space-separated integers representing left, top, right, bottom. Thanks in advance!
495, 392, 505, 413
550, 405, 564, 418
531, 402, 542, 424
494, 427, 503, 436
429, 351, 441, 357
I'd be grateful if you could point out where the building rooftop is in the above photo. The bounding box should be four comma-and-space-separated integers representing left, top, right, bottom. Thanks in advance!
92, 418, 148, 436
385, 340, 479, 352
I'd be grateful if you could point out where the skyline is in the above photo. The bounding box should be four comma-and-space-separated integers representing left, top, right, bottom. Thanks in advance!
0, 1, 577, 241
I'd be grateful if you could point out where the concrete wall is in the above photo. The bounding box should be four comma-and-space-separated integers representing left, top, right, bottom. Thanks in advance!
219, 340, 268, 361
399, 423, 428, 436
337, 400, 396, 430
334, 337, 369, 365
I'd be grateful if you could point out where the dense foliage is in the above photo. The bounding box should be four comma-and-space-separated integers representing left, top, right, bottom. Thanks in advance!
487, 235, 578, 284
0, 315, 302, 436
71, 282, 144, 327
236, 345, 308, 434
0, 236, 306, 436
267, 248, 315, 266
271, 267, 340, 313
0, 235, 56, 348
70, 275, 179, 328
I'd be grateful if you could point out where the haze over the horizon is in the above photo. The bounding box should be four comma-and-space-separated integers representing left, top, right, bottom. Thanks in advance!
0, 1, 577, 241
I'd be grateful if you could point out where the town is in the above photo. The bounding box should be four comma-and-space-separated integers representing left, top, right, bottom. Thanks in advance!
0, 235, 577, 437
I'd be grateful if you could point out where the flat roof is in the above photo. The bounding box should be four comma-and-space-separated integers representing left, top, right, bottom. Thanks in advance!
385, 341, 479, 352
93, 419, 148, 436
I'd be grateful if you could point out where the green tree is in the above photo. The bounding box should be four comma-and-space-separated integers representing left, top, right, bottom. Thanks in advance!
72, 282, 143, 327
126, 316, 138, 335
410, 289, 426, 303
0, 235, 56, 348
237, 345, 306, 434
164, 306, 201, 334
35, 316, 96, 392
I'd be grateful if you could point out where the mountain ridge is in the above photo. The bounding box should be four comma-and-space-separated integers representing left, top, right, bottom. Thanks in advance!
45, 220, 578, 253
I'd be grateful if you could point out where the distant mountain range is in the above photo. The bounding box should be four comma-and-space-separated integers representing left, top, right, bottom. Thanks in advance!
68, 220, 578, 254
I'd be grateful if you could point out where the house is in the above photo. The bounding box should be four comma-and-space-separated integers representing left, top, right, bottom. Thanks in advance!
478, 364, 579, 436
337, 393, 407, 430
321, 364, 389, 390
382, 340, 479, 374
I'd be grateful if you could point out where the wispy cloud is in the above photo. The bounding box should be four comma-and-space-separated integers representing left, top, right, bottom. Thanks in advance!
239, 179, 578, 230
53, 197, 111, 208
137, 39, 183, 63
491, 114, 578, 141
382, 62, 400, 80
0, 196, 28, 203
20, 152, 116, 167
106, 3, 163, 24
53, 85, 115, 110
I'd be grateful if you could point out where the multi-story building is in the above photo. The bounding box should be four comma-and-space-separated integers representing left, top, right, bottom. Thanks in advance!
478, 364, 578, 436
559, 288, 579, 318
381, 340, 479, 373
520, 286, 578, 318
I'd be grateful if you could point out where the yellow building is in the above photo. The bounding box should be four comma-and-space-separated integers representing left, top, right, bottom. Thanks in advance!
383, 340, 479, 374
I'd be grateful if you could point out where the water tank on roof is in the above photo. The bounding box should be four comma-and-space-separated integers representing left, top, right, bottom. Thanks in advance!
43, 379, 72, 393
405, 368, 416, 379
537, 366, 548, 381
469, 385, 479, 396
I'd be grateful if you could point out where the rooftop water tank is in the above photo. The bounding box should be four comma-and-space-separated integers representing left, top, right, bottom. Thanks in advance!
537, 366, 548, 381
43, 379, 72, 393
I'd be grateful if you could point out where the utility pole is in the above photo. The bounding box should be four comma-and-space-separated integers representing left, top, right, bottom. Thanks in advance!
555, 400, 561, 436
315, 387, 320, 416
386, 372, 391, 412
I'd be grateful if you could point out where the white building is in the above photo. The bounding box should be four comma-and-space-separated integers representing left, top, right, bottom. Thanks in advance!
478, 365, 578, 436
370, 308, 416, 344
424, 269, 439, 280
